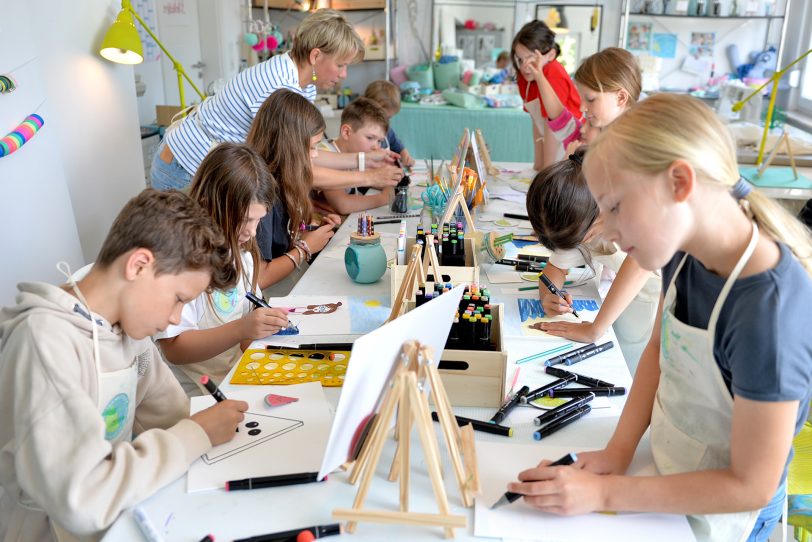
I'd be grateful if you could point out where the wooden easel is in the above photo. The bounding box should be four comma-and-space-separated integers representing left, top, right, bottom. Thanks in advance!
333, 341, 479, 538
440, 181, 478, 231
474, 129, 499, 177
387, 236, 445, 323
757, 131, 799, 179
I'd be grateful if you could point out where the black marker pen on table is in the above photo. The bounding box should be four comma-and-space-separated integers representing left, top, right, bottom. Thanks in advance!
489, 385, 529, 424
199, 375, 226, 402
545, 366, 615, 388
233, 522, 342, 542
490, 452, 578, 509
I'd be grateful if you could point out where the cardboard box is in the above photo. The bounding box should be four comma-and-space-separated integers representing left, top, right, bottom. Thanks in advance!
435, 304, 508, 408
390, 236, 479, 304
156, 105, 183, 127
331, 0, 385, 9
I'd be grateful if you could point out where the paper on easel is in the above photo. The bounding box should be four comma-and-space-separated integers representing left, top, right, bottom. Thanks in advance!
318, 284, 466, 480
474, 441, 695, 541
187, 383, 332, 492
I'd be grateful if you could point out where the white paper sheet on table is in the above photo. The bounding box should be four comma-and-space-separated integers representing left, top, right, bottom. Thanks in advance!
187, 383, 333, 492
484, 263, 526, 284
474, 441, 696, 541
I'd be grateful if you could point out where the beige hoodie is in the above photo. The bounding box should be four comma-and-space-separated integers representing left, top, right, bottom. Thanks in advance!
0, 282, 212, 542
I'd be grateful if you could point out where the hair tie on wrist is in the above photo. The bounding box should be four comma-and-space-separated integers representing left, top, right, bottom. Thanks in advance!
731, 177, 752, 199
568, 153, 583, 166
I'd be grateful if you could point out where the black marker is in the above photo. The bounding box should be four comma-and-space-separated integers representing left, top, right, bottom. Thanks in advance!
375, 218, 404, 225
539, 272, 579, 318
521, 375, 577, 403
234, 522, 342, 542
225, 471, 323, 491
563, 341, 614, 366
549, 386, 626, 397
545, 366, 615, 388
533, 393, 594, 426
544, 343, 596, 367
534, 404, 592, 440
431, 412, 512, 437
265, 342, 354, 351
199, 375, 227, 402
503, 212, 529, 221
490, 452, 578, 509
489, 385, 529, 425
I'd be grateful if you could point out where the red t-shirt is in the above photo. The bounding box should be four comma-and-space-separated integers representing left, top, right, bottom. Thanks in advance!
518, 59, 582, 120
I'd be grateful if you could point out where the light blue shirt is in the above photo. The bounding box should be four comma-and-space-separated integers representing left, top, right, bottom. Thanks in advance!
166, 52, 317, 175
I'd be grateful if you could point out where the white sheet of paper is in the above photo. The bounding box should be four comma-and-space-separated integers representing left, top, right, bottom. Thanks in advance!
318, 284, 466, 479
474, 441, 696, 541
187, 383, 332, 492
484, 263, 526, 284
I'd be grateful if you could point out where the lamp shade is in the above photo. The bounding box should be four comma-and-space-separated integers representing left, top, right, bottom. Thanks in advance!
100, 9, 143, 64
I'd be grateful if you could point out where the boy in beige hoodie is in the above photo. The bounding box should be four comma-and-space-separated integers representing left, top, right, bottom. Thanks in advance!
0, 189, 248, 541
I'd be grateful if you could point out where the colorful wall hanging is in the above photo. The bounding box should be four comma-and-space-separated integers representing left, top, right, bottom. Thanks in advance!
0, 113, 44, 158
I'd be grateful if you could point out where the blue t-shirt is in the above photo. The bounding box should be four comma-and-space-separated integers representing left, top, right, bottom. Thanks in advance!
256, 200, 291, 261
662, 242, 812, 437
385, 127, 404, 154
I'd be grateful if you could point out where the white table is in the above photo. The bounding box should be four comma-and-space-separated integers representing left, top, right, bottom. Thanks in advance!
103, 164, 640, 542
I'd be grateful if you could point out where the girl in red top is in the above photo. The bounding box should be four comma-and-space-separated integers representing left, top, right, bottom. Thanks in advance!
511, 20, 582, 170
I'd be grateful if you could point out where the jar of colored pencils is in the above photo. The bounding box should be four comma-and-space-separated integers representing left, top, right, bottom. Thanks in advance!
345, 214, 387, 284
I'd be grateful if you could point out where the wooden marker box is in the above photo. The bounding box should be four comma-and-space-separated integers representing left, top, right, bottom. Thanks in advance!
390, 236, 479, 304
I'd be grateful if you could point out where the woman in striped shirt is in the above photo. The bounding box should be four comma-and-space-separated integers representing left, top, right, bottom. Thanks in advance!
151, 9, 402, 192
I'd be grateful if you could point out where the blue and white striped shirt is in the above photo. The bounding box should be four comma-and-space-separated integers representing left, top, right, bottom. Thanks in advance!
166, 52, 317, 175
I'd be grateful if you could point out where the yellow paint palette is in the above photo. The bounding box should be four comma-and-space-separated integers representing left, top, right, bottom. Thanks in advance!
231, 349, 351, 387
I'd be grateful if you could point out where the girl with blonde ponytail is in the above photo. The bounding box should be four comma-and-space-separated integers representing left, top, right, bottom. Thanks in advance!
506, 94, 812, 542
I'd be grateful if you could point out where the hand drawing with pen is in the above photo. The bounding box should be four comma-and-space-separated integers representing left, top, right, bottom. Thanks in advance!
517, 298, 600, 337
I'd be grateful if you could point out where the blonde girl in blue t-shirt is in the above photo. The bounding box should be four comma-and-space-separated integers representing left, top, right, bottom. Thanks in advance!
509, 94, 812, 542
156, 143, 290, 395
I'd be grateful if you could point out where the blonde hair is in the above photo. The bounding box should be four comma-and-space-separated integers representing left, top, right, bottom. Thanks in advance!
585, 93, 812, 276
574, 47, 642, 103
364, 80, 401, 114
291, 9, 364, 65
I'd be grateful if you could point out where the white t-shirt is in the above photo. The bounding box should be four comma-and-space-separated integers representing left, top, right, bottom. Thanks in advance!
156, 251, 259, 391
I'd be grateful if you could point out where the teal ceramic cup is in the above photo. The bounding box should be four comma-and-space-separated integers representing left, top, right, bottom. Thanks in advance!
345, 235, 387, 284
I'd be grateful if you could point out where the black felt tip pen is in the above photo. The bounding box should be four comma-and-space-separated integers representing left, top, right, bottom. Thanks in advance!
431, 412, 513, 437
489, 385, 529, 425
503, 212, 530, 221
490, 452, 577, 509
375, 218, 404, 225
533, 404, 592, 440
246, 291, 271, 309
544, 343, 595, 367
199, 375, 226, 402
549, 386, 627, 397
544, 366, 615, 388
539, 272, 579, 318
225, 471, 323, 491
233, 522, 342, 542
563, 341, 614, 366
521, 375, 577, 404
533, 393, 595, 426
266, 342, 354, 351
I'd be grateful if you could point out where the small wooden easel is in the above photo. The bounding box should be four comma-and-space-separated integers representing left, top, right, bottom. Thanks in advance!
757, 131, 799, 179
387, 236, 447, 322
439, 182, 478, 231
474, 129, 499, 177
332, 341, 479, 538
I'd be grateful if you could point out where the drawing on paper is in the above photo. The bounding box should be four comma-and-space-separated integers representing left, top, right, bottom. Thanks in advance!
287, 301, 343, 315
202, 412, 303, 464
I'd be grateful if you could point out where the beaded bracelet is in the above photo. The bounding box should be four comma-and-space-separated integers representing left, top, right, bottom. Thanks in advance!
294, 245, 307, 263
296, 240, 312, 262
283, 252, 300, 269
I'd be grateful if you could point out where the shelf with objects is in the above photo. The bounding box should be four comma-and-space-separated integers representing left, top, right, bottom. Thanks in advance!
618, 0, 791, 94
248, 0, 396, 94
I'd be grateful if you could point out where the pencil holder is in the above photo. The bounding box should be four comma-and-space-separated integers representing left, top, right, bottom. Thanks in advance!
345, 232, 387, 284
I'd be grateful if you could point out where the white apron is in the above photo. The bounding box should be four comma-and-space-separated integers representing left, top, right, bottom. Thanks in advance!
651, 224, 760, 542
523, 79, 565, 163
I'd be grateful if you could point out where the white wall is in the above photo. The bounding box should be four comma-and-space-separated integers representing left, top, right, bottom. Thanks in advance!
0, 0, 145, 305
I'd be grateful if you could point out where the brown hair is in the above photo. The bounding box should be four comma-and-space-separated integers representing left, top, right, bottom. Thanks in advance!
364, 80, 401, 115
96, 189, 236, 292
189, 143, 276, 292
574, 47, 642, 103
586, 93, 812, 276
511, 20, 561, 75
247, 89, 326, 250
341, 97, 389, 132
290, 9, 364, 65
526, 147, 597, 251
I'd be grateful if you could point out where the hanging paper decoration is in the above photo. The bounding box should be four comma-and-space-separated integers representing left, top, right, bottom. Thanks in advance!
0, 114, 44, 158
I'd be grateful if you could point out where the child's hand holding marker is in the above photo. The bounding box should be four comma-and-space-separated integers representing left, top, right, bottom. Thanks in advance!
538, 272, 579, 317
508, 456, 608, 515
241, 305, 290, 339
191, 376, 248, 446
301, 223, 335, 253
